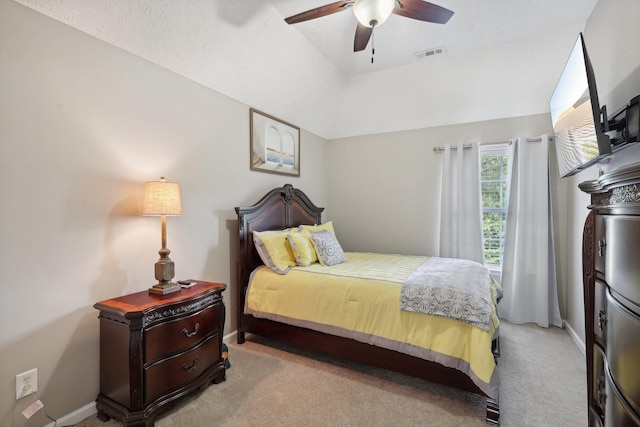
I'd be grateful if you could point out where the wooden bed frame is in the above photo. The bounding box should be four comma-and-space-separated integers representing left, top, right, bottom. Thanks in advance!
235, 184, 500, 425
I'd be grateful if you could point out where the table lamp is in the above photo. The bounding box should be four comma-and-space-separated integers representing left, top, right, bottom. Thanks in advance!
141, 177, 182, 295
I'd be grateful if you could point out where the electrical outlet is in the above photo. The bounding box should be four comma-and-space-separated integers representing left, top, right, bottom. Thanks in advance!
16, 368, 37, 400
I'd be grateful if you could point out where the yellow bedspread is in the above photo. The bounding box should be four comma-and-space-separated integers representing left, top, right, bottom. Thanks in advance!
246, 252, 500, 398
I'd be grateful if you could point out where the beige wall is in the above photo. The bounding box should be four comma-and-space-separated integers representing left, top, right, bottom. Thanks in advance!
326, 114, 554, 255
2, 0, 640, 424
0, 1, 327, 425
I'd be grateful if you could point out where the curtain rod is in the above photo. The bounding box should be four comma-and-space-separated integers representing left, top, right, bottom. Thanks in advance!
433, 136, 552, 153
432, 144, 472, 152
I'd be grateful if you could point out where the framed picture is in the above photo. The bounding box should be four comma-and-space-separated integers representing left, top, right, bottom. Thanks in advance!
250, 108, 300, 177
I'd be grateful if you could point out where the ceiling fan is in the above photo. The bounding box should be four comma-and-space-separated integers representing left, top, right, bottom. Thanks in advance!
284, 0, 454, 53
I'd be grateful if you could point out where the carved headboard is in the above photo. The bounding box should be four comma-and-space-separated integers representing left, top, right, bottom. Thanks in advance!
235, 184, 324, 321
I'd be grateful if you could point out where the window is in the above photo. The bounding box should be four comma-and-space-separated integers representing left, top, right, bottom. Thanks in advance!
480, 144, 510, 267
265, 126, 296, 167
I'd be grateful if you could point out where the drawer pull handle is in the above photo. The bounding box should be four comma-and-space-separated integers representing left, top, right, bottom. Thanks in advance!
182, 359, 198, 373
597, 239, 606, 257
182, 323, 200, 338
598, 309, 607, 331
597, 376, 606, 408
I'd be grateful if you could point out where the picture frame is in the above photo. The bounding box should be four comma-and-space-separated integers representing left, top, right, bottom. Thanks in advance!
250, 108, 300, 177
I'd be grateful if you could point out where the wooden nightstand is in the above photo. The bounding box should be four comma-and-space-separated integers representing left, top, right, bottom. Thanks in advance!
94, 280, 226, 426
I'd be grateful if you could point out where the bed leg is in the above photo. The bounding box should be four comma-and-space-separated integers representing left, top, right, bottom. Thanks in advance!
237, 331, 245, 344
486, 397, 500, 425
492, 336, 500, 359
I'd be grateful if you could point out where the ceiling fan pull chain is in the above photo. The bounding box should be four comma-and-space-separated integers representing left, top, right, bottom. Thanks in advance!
371, 29, 375, 64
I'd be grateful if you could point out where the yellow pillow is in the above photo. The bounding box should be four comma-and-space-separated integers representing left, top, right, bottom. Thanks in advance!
287, 230, 318, 266
253, 229, 297, 274
298, 221, 335, 235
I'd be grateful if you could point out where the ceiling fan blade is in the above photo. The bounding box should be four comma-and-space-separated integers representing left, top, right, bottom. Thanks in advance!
393, 0, 454, 24
354, 23, 373, 52
284, 1, 354, 25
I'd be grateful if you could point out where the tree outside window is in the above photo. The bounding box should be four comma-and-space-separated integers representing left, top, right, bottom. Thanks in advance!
480, 146, 509, 267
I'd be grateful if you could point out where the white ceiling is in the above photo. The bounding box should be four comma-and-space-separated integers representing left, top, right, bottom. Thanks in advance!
13, 0, 599, 139
269, 0, 598, 75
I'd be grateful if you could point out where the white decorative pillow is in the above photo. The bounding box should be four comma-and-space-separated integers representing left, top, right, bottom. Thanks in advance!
309, 230, 347, 266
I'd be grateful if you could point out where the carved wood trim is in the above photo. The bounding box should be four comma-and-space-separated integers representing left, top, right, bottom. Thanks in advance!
591, 192, 611, 207
582, 209, 596, 414
610, 183, 640, 204
142, 294, 219, 327
581, 161, 640, 206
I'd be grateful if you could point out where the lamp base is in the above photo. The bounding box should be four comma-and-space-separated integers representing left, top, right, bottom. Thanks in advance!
149, 282, 182, 295
150, 253, 181, 295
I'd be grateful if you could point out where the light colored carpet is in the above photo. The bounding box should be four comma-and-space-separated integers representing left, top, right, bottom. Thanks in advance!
75, 321, 586, 426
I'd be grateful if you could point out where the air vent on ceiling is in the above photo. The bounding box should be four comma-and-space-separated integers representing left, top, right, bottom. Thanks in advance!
415, 46, 445, 60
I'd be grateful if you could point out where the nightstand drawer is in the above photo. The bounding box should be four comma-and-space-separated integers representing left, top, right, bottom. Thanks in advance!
145, 303, 220, 362
144, 334, 220, 404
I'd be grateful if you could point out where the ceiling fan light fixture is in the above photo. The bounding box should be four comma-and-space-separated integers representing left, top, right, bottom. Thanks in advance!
353, 0, 396, 28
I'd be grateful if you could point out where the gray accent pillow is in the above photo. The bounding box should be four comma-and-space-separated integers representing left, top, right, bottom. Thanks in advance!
309, 230, 347, 266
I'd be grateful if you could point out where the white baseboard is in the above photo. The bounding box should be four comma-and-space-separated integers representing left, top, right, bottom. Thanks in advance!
563, 319, 586, 356
223, 330, 237, 343
44, 402, 96, 427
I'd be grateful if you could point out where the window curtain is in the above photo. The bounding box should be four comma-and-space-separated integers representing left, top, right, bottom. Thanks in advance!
498, 135, 562, 327
439, 142, 484, 263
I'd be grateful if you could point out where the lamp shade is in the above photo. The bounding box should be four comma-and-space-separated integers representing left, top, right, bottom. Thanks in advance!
141, 177, 182, 216
353, 0, 395, 28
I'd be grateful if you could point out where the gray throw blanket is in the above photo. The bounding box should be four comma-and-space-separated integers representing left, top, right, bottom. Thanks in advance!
399, 257, 492, 330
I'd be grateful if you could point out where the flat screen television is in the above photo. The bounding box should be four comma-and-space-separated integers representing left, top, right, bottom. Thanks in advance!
550, 33, 611, 178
